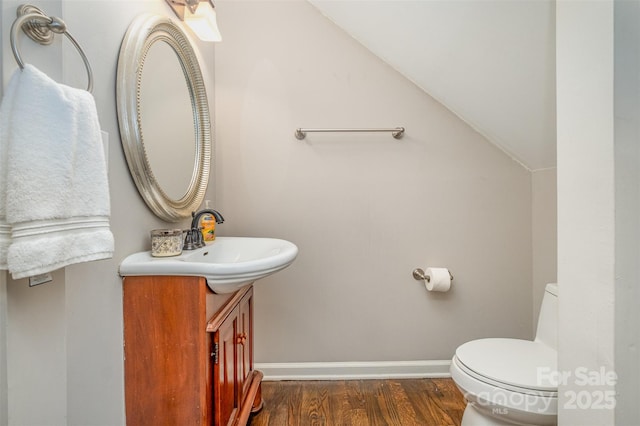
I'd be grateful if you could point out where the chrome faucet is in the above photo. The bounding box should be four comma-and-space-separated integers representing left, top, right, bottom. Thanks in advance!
183, 209, 225, 250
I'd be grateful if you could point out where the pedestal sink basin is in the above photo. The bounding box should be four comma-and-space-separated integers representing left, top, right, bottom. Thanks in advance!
119, 236, 298, 293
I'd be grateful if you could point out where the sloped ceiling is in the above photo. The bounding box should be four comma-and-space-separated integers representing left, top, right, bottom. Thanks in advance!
309, 0, 556, 171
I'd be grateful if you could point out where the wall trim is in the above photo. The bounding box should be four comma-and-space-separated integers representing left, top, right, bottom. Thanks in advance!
255, 360, 451, 381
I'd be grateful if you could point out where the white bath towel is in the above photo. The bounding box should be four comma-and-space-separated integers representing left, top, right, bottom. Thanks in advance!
0, 65, 113, 279
0, 69, 21, 270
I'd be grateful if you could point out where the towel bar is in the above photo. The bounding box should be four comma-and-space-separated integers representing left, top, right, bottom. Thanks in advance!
10, 4, 94, 93
295, 127, 405, 140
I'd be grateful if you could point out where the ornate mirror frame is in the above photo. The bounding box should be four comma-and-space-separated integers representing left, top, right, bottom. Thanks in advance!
117, 14, 210, 222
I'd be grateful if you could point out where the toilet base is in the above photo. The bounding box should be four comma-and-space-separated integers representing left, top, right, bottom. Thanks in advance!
461, 402, 556, 426
461, 403, 517, 426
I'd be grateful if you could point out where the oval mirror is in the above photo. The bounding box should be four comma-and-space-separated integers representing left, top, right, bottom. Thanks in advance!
116, 14, 211, 222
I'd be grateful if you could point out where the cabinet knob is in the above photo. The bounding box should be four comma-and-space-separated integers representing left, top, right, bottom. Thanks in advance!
236, 333, 247, 345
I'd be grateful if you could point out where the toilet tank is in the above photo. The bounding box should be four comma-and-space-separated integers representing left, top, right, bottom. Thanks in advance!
534, 283, 558, 350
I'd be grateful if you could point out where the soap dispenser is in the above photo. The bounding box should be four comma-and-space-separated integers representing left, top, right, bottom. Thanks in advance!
199, 200, 216, 242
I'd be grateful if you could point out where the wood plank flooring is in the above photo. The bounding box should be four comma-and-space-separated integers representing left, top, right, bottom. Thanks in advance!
248, 378, 466, 426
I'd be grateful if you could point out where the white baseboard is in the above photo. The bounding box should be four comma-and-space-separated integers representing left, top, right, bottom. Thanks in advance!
255, 360, 451, 381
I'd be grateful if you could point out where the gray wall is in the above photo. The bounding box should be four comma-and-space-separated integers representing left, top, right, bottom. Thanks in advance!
215, 0, 534, 365
0, 274, 6, 426
532, 168, 557, 329
556, 1, 615, 424
0, 6, 8, 422
557, 1, 640, 422
0, 0, 554, 423
614, 0, 640, 423
0, 0, 215, 423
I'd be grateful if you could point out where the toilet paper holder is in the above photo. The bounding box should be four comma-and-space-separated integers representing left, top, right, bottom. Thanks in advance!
412, 268, 453, 282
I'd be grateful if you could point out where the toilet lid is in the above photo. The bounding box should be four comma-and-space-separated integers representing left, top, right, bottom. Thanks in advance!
455, 338, 557, 393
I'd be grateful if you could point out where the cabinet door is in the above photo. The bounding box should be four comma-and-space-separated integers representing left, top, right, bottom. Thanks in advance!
238, 288, 253, 400
214, 305, 239, 426
123, 276, 210, 425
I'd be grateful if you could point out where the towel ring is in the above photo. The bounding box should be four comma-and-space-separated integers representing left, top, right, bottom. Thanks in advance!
10, 5, 93, 93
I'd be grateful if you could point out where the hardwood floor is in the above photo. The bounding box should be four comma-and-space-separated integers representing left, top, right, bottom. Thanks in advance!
248, 378, 466, 426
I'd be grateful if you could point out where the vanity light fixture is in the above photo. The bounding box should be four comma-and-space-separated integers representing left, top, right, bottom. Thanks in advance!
165, 0, 222, 42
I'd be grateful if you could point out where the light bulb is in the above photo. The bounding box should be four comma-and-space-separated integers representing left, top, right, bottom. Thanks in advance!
184, 2, 222, 42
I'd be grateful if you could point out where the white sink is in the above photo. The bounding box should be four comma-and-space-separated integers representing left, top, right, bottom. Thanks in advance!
119, 236, 298, 293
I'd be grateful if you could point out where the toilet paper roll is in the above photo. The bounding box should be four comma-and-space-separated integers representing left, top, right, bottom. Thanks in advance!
425, 267, 451, 292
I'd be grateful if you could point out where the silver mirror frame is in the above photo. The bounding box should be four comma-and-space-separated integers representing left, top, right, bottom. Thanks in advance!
117, 14, 211, 222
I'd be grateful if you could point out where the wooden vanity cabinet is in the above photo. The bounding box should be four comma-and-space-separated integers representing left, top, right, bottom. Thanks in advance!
238, 290, 254, 404
123, 276, 263, 426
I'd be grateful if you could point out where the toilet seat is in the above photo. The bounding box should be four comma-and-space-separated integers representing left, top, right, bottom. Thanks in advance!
451, 338, 558, 425
455, 338, 558, 396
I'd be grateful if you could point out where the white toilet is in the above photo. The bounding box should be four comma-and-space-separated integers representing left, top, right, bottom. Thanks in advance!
450, 283, 558, 426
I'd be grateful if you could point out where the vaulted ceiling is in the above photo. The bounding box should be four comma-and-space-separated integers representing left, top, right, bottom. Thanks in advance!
309, 0, 556, 171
